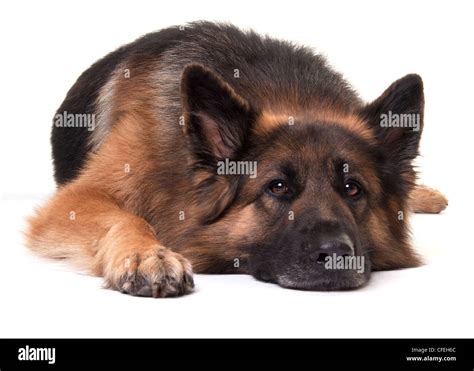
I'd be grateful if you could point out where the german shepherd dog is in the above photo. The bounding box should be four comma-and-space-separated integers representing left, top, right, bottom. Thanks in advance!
27, 22, 448, 297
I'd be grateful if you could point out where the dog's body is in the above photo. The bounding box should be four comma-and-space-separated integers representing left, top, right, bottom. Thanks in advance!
27, 22, 447, 297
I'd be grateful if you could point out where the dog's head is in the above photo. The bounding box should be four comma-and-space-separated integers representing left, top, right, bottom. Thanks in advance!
180, 64, 424, 290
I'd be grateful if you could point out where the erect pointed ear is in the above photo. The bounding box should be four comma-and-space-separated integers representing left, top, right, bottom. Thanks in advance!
361, 74, 424, 170
181, 64, 257, 165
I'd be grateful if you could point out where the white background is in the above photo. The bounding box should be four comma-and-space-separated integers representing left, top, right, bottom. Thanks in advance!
0, 0, 473, 337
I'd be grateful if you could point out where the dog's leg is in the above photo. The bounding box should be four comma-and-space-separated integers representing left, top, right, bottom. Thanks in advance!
26, 183, 194, 297
409, 184, 448, 214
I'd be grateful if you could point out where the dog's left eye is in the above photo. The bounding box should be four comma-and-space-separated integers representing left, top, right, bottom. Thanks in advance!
267, 179, 290, 197
344, 180, 362, 198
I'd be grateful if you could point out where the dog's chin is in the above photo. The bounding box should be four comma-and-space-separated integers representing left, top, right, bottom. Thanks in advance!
274, 272, 370, 291
253, 265, 371, 291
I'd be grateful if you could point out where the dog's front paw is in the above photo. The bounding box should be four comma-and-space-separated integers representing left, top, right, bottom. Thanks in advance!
105, 245, 194, 298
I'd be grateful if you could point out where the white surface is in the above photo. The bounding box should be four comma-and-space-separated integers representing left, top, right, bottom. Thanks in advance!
1, 0, 473, 338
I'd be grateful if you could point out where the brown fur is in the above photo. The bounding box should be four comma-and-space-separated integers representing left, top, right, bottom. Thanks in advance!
27, 108, 444, 284
27, 22, 448, 296
27, 69, 447, 293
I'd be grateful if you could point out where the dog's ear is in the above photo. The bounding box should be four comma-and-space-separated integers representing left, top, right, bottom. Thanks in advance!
361, 74, 424, 171
180, 64, 256, 224
181, 64, 256, 164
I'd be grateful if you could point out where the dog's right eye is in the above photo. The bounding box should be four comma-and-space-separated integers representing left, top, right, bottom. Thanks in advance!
267, 179, 290, 197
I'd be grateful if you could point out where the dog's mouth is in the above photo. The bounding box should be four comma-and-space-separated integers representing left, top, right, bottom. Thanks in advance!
248, 229, 371, 291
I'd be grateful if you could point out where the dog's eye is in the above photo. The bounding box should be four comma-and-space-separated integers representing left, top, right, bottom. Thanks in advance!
268, 179, 290, 197
344, 180, 362, 198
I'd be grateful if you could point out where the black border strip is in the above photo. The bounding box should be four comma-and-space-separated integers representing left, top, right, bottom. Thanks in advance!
0, 339, 472, 368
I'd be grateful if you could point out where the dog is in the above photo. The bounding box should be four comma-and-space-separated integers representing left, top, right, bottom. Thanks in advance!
26, 21, 448, 297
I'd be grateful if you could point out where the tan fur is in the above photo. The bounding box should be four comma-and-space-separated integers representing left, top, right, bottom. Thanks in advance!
410, 185, 448, 214
367, 205, 421, 270
27, 112, 195, 297
27, 32, 447, 296
256, 109, 376, 144
26, 77, 446, 296
27, 181, 193, 297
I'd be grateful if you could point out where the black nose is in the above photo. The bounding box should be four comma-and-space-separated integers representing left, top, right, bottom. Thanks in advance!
313, 235, 354, 264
